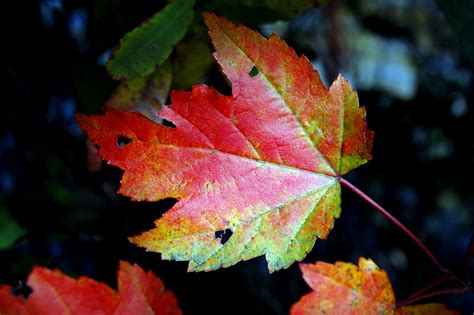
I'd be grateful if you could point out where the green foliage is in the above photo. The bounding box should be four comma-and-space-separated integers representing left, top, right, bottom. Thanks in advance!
104, 0, 328, 95
0, 206, 25, 250
202, 0, 328, 24
435, 0, 474, 64
171, 25, 213, 90
106, 0, 195, 79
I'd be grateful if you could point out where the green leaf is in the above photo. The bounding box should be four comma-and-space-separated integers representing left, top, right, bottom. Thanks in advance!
202, 0, 328, 24
106, 0, 195, 79
435, 0, 474, 64
0, 206, 25, 250
172, 27, 213, 90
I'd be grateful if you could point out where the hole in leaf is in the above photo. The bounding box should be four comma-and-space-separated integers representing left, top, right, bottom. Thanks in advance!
12, 281, 32, 298
248, 66, 259, 77
117, 135, 132, 148
215, 229, 233, 245
162, 119, 176, 128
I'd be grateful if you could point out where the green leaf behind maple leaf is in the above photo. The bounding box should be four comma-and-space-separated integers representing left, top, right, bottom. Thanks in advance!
106, 0, 194, 80
172, 35, 213, 90
76, 13, 372, 272
106, 59, 172, 123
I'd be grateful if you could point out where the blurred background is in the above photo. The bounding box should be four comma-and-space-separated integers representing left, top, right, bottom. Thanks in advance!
1, 0, 473, 313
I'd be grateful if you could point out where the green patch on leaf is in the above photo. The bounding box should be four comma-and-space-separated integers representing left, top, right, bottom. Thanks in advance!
106, 0, 195, 79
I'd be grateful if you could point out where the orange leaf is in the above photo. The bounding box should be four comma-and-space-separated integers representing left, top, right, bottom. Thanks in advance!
291, 258, 458, 315
0, 261, 181, 315
76, 13, 373, 272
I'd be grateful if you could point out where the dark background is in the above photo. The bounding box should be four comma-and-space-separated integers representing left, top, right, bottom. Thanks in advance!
1, 0, 473, 314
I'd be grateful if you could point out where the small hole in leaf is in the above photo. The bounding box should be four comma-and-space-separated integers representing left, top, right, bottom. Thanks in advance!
12, 281, 32, 298
215, 229, 233, 245
162, 119, 176, 128
248, 66, 259, 77
117, 135, 132, 148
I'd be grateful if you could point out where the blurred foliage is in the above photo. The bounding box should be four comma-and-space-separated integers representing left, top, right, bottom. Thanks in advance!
202, 0, 329, 24
106, 59, 172, 122
1, 0, 473, 314
0, 206, 25, 250
435, 0, 474, 64
171, 23, 214, 90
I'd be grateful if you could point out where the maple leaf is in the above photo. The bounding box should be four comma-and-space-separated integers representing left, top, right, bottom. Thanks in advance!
291, 258, 458, 315
76, 13, 373, 272
0, 261, 181, 315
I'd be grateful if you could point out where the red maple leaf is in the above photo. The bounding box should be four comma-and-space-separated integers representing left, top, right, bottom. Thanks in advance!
76, 13, 373, 272
0, 261, 181, 315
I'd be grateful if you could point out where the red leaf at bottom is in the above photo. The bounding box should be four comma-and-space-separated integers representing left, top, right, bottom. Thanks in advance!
0, 261, 181, 315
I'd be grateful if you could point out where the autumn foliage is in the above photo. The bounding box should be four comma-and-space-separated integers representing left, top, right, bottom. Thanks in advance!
291, 258, 458, 314
0, 261, 181, 315
0, 2, 463, 313
77, 13, 373, 273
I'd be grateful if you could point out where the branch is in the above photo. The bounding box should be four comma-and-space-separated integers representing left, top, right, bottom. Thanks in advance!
340, 178, 447, 273
396, 275, 453, 307
397, 287, 470, 307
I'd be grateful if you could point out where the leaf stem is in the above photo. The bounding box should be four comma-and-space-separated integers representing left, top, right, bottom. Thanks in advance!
340, 178, 447, 273
396, 275, 452, 307
397, 287, 470, 306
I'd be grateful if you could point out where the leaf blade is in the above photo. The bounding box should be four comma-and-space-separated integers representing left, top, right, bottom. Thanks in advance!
24, 267, 118, 314
115, 261, 181, 315
203, 13, 372, 175
78, 14, 373, 272
106, 0, 195, 79
0, 262, 181, 314
291, 258, 459, 315
0, 285, 24, 315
